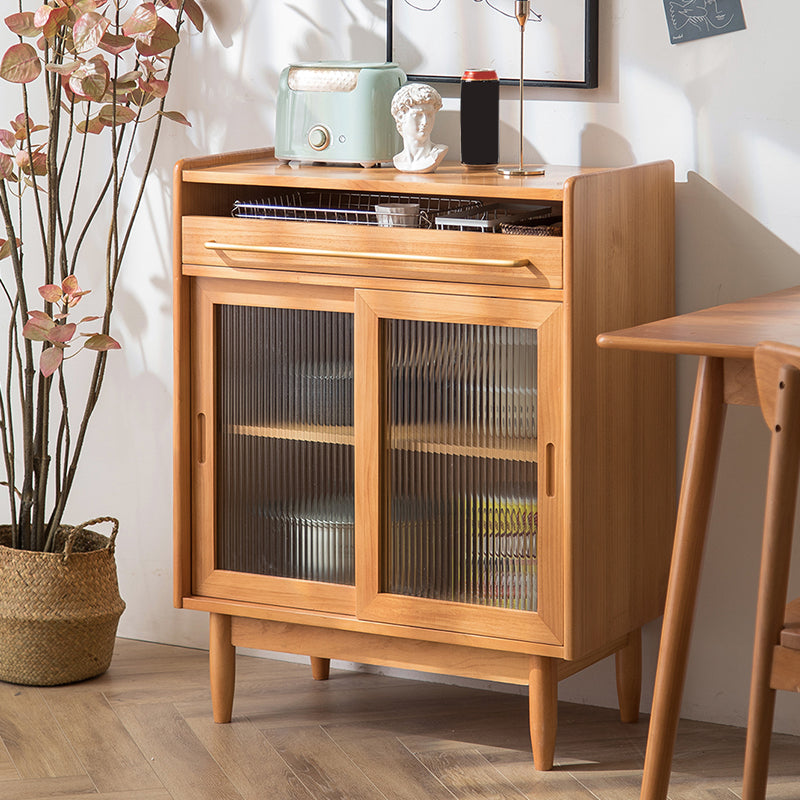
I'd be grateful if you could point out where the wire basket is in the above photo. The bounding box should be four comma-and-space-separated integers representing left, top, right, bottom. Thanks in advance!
500, 216, 563, 236
434, 202, 552, 233
232, 191, 482, 229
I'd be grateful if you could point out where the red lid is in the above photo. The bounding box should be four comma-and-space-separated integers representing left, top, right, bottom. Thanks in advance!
462, 69, 498, 81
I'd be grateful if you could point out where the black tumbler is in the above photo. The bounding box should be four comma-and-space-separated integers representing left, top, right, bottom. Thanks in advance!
460, 69, 499, 168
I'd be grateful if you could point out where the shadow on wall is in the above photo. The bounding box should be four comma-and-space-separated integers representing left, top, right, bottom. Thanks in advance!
580, 123, 636, 168
675, 172, 800, 314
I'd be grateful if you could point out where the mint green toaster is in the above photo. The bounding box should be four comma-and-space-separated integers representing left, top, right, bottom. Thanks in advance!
275, 62, 406, 168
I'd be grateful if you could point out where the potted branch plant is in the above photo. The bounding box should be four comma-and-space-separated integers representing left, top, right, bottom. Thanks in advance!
0, 0, 203, 685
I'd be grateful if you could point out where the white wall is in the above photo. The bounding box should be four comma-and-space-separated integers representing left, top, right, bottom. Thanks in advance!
9, 0, 798, 734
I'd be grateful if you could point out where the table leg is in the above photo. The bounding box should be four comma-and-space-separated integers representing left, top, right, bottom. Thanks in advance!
640, 356, 727, 800
209, 613, 236, 723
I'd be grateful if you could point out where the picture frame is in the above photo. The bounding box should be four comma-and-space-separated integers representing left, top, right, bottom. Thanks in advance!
386, 0, 599, 89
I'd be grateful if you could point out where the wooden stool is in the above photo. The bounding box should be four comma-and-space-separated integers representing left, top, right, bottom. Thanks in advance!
742, 341, 800, 800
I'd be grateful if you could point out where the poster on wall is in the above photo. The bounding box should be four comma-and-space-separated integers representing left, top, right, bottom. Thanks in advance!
663, 0, 746, 44
387, 0, 598, 89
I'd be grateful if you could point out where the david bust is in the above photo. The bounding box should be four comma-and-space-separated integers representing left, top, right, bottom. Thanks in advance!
390, 83, 449, 174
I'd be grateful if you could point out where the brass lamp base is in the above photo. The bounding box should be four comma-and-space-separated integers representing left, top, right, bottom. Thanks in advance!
497, 165, 545, 177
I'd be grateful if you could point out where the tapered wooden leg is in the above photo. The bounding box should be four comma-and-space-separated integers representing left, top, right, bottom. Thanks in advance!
616, 629, 642, 724
641, 357, 726, 800
311, 656, 331, 681
529, 656, 558, 771
743, 363, 800, 800
209, 613, 235, 723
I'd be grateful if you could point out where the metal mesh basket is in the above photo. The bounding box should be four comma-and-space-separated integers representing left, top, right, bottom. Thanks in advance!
499, 216, 564, 236
434, 202, 552, 233
232, 191, 482, 229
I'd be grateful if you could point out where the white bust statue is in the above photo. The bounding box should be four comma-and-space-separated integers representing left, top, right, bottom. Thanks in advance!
390, 83, 448, 174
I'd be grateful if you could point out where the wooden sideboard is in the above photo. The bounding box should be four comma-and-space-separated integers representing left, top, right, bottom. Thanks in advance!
173, 149, 676, 769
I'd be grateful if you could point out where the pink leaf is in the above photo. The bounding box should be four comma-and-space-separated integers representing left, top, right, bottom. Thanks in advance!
45, 60, 80, 76
33, 6, 53, 28
16, 148, 47, 176
39, 346, 63, 377
83, 333, 121, 351
69, 57, 109, 102
99, 31, 135, 56
38, 283, 63, 303
76, 115, 104, 134
78, 315, 101, 323
34, 6, 68, 39
135, 17, 178, 57
27, 309, 51, 320
73, 12, 110, 54
47, 322, 76, 344
159, 109, 190, 126
98, 103, 138, 126
22, 316, 54, 342
0, 152, 13, 180
161, 0, 204, 29
61, 275, 81, 295
5, 12, 39, 37
0, 237, 21, 260
122, 3, 157, 37
140, 77, 168, 98
0, 43, 42, 84
117, 69, 142, 84
183, 0, 204, 33
0, 129, 14, 149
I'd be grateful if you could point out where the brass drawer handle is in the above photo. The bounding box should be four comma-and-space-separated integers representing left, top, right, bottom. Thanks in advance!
204, 240, 530, 269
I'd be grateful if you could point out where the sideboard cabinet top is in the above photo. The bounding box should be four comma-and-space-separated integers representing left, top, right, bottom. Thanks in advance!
177, 147, 611, 202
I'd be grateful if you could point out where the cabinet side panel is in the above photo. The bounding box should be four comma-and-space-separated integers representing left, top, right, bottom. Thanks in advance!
563, 161, 676, 658
174, 161, 193, 607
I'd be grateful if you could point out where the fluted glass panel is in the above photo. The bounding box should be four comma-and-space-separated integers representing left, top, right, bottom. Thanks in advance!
385, 320, 537, 610
215, 305, 354, 584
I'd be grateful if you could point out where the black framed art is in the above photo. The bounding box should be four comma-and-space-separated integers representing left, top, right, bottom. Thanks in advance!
386, 0, 599, 89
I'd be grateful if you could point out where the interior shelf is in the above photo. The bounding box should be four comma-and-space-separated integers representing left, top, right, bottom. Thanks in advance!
228, 423, 537, 462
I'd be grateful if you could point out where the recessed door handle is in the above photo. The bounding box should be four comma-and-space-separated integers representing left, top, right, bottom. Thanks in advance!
196, 413, 206, 464
545, 442, 555, 498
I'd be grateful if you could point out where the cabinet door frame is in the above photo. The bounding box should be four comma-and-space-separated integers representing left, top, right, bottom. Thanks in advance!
354, 289, 564, 644
191, 277, 357, 614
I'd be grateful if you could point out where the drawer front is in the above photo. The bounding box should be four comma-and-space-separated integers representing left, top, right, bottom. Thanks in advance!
182, 216, 563, 289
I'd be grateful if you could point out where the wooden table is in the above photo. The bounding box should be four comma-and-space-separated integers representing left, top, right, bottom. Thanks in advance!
597, 284, 800, 800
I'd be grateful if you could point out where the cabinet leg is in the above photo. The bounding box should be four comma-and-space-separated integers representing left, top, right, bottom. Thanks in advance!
529, 656, 558, 771
209, 613, 236, 723
311, 656, 331, 681
616, 629, 642, 724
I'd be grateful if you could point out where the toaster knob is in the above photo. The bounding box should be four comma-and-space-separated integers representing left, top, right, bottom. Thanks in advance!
308, 125, 330, 151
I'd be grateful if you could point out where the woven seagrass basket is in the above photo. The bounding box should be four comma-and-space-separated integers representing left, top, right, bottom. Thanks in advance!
0, 517, 125, 686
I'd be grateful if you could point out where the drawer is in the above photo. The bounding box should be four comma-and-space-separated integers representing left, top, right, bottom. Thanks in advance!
182, 216, 563, 289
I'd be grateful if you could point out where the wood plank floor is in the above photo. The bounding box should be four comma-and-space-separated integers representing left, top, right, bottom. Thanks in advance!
0, 638, 797, 799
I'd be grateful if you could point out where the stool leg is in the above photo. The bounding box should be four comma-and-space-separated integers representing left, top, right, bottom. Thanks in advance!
743, 365, 800, 800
